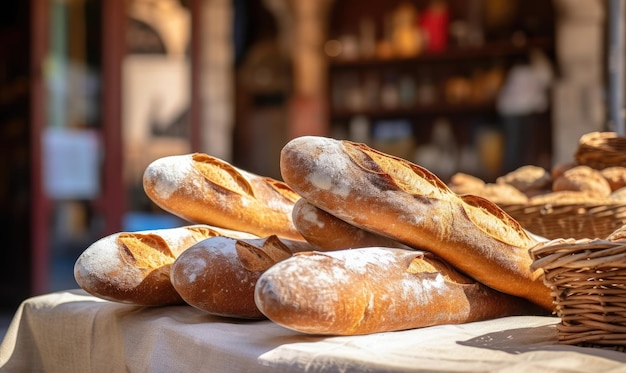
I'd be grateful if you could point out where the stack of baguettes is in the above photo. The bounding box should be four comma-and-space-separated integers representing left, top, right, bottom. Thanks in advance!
74, 136, 555, 336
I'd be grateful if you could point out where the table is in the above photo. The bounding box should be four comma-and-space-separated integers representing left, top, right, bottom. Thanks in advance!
1, 289, 626, 372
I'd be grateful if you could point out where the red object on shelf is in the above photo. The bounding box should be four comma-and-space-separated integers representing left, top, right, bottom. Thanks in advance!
419, 1, 449, 53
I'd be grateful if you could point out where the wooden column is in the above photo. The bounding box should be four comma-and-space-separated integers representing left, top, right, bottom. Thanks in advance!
101, 0, 125, 236
30, 0, 50, 296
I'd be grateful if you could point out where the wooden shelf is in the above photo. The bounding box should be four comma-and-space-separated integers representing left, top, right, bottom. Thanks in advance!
331, 100, 497, 121
328, 38, 554, 69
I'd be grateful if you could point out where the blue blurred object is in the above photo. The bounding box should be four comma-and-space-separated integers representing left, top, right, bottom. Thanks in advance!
122, 212, 185, 232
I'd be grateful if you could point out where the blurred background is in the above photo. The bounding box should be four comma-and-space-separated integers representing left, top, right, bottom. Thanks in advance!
0, 0, 612, 311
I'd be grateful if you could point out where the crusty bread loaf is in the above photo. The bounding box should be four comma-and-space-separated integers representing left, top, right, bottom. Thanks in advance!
552, 165, 611, 198
528, 190, 610, 205
255, 247, 547, 335
143, 153, 303, 240
448, 173, 529, 204
610, 186, 626, 202
600, 166, 626, 191
280, 136, 552, 310
448, 172, 485, 195
479, 183, 529, 204
170, 235, 313, 319
496, 165, 552, 194
292, 198, 411, 251
74, 225, 257, 306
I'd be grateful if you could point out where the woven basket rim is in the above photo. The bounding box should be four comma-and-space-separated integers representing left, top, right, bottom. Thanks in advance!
530, 238, 626, 347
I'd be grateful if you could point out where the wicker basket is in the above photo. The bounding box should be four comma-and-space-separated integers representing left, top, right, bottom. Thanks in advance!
575, 131, 626, 170
530, 237, 626, 348
500, 202, 626, 240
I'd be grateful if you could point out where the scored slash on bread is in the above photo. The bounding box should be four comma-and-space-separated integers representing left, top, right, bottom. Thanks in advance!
280, 136, 553, 310
170, 235, 314, 319
74, 225, 257, 306
254, 247, 548, 335
142, 153, 304, 240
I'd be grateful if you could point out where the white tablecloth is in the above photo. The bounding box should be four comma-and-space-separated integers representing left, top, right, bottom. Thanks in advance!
1, 289, 626, 372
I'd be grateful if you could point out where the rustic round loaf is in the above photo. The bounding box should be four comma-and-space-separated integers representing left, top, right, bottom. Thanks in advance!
600, 166, 626, 191
496, 165, 552, 194
480, 183, 528, 204
552, 165, 611, 198
610, 186, 626, 202
448, 172, 485, 195
529, 190, 608, 205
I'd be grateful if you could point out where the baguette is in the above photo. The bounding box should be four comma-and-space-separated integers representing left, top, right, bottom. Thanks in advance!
279, 136, 552, 310
170, 235, 313, 319
255, 247, 547, 335
292, 198, 411, 251
143, 153, 303, 240
74, 225, 256, 306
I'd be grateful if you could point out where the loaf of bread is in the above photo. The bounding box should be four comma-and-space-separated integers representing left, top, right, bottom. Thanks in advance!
280, 136, 552, 310
74, 225, 257, 306
496, 165, 552, 195
255, 247, 547, 335
528, 190, 610, 205
600, 166, 626, 191
292, 198, 411, 251
143, 153, 303, 240
552, 165, 611, 198
170, 235, 313, 319
448, 172, 485, 195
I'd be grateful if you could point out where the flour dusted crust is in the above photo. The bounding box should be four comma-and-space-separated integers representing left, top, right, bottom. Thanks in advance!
496, 165, 552, 194
74, 225, 257, 306
280, 136, 552, 310
529, 190, 609, 205
448, 172, 486, 195
292, 198, 411, 251
552, 165, 611, 198
610, 186, 626, 202
170, 235, 313, 319
143, 153, 303, 240
600, 166, 626, 191
448, 173, 528, 204
479, 183, 529, 204
254, 247, 546, 335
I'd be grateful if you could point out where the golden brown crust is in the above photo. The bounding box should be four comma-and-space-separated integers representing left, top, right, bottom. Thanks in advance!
292, 198, 411, 251
610, 186, 626, 202
606, 224, 626, 241
143, 153, 304, 240
552, 165, 611, 198
73, 225, 257, 306
448, 172, 486, 195
170, 235, 313, 319
280, 136, 552, 310
528, 190, 610, 205
448, 174, 528, 204
496, 165, 552, 193
255, 247, 547, 335
479, 183, 529, 204
600, 166, 626, 191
